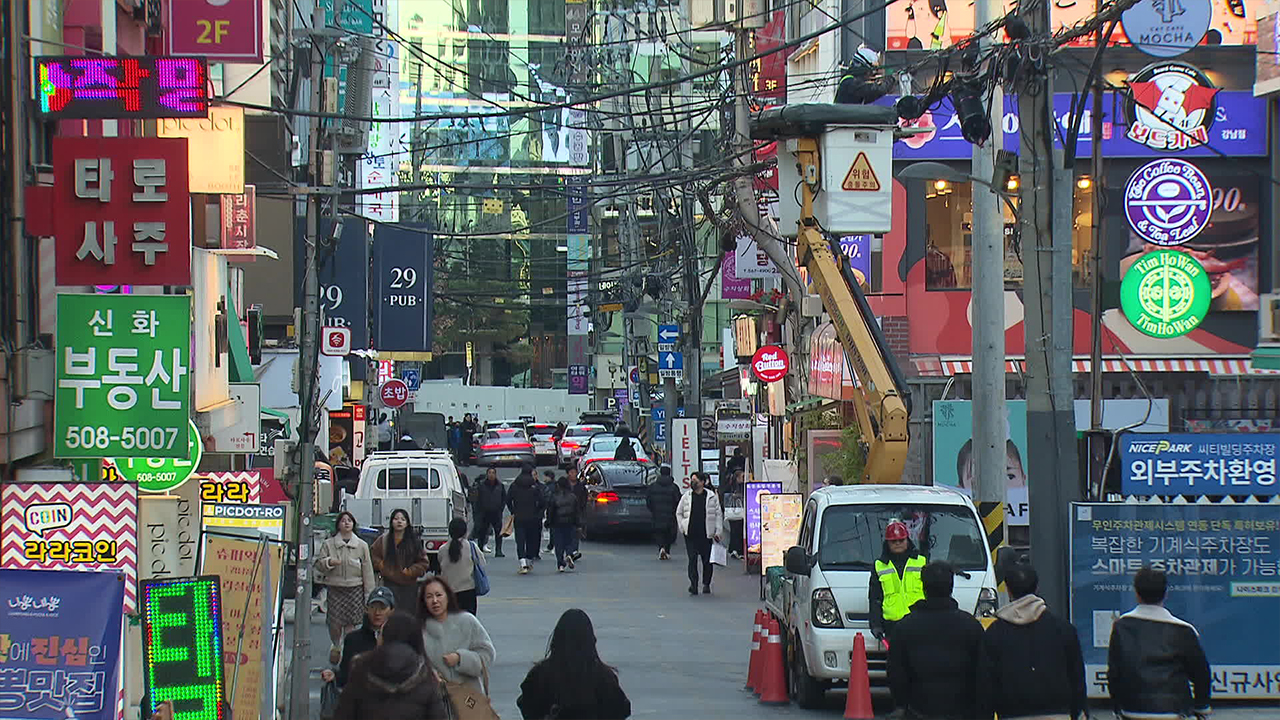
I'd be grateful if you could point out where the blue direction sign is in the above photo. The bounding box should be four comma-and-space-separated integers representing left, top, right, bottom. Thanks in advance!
651, 407, 686, 443
401, 368, 421, 391
657, 324, 680, 353
658, 351, 683, 378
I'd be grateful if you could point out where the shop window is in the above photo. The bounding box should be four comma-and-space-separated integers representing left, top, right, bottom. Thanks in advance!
922, 177, 1095, 290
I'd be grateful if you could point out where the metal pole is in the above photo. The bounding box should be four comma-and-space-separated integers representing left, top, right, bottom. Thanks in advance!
6, 0, 29, 345
290, 7, 326, 719
970, 0, 1007, 568
1086, 18, 1107, 499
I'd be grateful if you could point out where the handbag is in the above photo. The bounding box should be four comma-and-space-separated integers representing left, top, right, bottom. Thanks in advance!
441, 664, 499, 720
470, 541, 490, 596
319, 679, 340, 720
500, 515, 515, 538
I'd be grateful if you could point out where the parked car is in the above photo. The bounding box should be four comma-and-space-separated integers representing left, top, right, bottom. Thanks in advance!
475, 427, 536, 467
526, 423, 559, 465
577, 434, 650, 473
581, 461, 656, 538
578, 412, 618, 432
485, 418, 527, 432
342, 450, 468, 557
556, 424, 608, 468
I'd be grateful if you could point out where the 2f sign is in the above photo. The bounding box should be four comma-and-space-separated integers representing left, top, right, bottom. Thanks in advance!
165, 0, 264, 63
197, 20, 232, 44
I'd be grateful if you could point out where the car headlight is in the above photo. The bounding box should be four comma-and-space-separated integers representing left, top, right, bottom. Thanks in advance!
812, 588, 843, 628
976, 587, 998, 618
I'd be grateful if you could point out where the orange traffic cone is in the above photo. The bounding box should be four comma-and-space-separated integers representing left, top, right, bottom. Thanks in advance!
757, 616, 790, 705
844, 632, 874, 719
746, 610, 763, 693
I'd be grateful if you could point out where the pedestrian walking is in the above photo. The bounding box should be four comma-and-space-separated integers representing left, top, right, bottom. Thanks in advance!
438, 518, 484, 615
565, 465, 586, 562
977, 565, 1086, 720
507, 462, 546, 574
320, 586, 395, 691
331, 611, 449, 720
418, 576, 497, 695
517, 609, 631, 720
869, 520, 928, 644
546, 476, 582, 572
886, 561, 985, 719
474, 467, 507, 556
1107, 566, 1212, 720
645, 465, 682, 560
370, 508, 430, 614
315, 511, 376, 664
676, 472, 722, 595
613, 425, 637, 461
542, 471, 558, 553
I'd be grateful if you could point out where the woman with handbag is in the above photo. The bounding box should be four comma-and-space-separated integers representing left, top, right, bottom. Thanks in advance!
331, 611, 449, 720
437, 518, 488, 614
315, 511, 376, 663
370, 509, 431, 614
418, 576, 497, 713
517, 609, 631, 720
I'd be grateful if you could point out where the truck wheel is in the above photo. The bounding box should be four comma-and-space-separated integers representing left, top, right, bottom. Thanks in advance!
789, 638, 826, 709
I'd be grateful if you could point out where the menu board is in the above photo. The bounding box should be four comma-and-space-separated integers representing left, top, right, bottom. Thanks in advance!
760, 493, 804, 574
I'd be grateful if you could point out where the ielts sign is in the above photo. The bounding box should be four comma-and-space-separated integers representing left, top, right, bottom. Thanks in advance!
751, 345, 790, 383
53, 137, 191, 286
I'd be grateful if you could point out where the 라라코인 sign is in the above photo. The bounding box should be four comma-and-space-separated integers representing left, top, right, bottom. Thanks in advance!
1070, 503, 1280, 699
1120, 433, 1280, 496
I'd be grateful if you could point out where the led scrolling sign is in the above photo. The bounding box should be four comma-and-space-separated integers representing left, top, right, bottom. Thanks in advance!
36, 56, 211, 120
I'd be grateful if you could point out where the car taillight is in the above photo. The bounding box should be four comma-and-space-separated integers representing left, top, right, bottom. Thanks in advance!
561, 440, 579, 449
596, 491, 619, 504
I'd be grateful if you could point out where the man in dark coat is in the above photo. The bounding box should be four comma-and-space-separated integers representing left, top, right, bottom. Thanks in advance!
321, 586, 395, 689
978, 565, 1086, 719
1107, 567, 1212, 720
645, 465, 682, 560
887, 561, 985, 719
473, 467, 507, 557
507, 463, 546, 574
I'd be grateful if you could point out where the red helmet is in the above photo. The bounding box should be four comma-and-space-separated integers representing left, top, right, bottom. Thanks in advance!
884, 521, 910, 541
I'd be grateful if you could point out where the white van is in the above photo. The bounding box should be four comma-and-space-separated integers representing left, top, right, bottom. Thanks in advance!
342, 450, 468, 556
765, 485, 998, 708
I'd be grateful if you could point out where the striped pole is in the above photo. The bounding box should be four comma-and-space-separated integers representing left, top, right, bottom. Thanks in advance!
978, 501, 1006, 594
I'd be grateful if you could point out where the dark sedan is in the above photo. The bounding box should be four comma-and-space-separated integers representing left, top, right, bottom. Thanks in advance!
581, 461, 657, 538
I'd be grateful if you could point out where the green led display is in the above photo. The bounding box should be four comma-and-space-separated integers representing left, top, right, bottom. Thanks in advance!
140, 576, 227, 720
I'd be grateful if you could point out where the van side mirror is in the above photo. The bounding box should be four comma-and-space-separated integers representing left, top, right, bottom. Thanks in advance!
784, 546, 811, 575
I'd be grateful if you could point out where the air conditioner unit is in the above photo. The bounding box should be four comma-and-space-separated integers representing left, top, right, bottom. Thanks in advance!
1260, 293, 1280, 343
14, 348, 54, 399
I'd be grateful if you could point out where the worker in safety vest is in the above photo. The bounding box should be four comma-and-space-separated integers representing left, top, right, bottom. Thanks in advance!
869, 520, 927, 644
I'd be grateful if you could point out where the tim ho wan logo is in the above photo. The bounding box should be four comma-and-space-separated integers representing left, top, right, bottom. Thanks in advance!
751, 345, 790, 383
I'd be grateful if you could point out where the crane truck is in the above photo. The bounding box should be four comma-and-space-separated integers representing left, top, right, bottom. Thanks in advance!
752, 104, 999, 707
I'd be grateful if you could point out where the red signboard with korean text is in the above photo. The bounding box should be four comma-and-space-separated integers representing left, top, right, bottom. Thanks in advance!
164, 0, 264, 63
751, 345, 791, 383
220, 184, 257, 253
380, 379, 409, 409
53, 137, 191, 286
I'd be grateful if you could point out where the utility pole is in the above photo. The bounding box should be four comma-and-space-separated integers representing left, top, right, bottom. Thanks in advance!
289, 6, 326, 719
1018, 4, 1079, 613
970, 0, 1007, 569
1086, 3, 1109, 501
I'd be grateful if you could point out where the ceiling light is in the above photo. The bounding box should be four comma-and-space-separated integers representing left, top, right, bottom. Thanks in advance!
1077, 176, 1092, 190
934, 180, 949, 191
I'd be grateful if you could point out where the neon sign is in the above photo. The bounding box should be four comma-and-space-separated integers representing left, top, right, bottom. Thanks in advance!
36, 56, 210, 120
140, 576, 227, 720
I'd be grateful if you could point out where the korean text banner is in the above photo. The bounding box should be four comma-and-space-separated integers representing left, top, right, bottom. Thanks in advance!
53, 137, 191, 286
745, 482, 783, 553
0, 569, 126, 720
933, 400, 1030, 526
55, 294, 191, 459
201, 536, 283, 720
878, 91, 1267, 159
1070, 503, 1280, 699
1120, 433, 1279, 496
0, 483, 139, 613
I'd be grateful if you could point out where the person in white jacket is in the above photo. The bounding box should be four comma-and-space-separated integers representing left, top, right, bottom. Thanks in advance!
676, 472, 723, 595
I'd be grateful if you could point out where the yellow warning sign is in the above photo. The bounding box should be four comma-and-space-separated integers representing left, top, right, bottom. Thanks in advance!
841, 152, 881, 191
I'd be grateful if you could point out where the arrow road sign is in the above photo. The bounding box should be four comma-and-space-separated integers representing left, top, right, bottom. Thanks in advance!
658, 325, 680, 342
658, 351, 683, 378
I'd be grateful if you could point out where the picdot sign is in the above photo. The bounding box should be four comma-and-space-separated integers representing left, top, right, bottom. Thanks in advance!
1124, 158, 1212, 246
751, 345, 790, 383
380, 379, 410, 409
1120, 249, 1211, 338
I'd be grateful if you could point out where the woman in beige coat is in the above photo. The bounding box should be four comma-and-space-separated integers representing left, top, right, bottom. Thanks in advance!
314, 510, 375, 663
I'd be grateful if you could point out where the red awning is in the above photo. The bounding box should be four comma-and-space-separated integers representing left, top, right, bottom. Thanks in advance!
912, 357, 1280, 377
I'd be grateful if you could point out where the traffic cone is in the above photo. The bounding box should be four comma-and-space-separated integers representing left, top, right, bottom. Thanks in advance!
745, 610, 763, 693
757, 616, 790, 705
844, 632, 874, 719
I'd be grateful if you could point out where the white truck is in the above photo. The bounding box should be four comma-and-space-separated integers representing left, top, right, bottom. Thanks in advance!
341, 450, 469, 558
764, 485, 999, 708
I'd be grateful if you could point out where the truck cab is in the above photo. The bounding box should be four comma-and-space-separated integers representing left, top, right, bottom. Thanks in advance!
766, 485, 998, 708
342, 450, 468, 557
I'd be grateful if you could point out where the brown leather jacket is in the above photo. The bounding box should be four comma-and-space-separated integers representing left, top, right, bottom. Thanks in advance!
370, 532, 430, 586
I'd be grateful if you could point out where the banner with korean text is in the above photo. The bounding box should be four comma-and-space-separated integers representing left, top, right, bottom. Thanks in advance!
1070, 503, 1280, 699
0, 569, 125, 720
55, 294, 191, 459
1120, 433, 1280, 496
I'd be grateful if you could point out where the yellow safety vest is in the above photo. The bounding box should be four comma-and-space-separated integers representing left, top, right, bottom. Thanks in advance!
876, 555, 926, 622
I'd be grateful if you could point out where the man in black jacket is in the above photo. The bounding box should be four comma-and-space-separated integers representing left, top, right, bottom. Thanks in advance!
473, 467, 507, 557
887, 561, 984, 719
1108, 567, 1212, 720
320, 586, 395, 688
507, 463, 545, 574
978, 565, 1086, 719
645, 465, 682, 560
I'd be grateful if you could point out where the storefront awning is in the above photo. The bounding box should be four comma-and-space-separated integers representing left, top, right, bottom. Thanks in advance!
1252, 347, 1280, 371
912, 356, 1280, 377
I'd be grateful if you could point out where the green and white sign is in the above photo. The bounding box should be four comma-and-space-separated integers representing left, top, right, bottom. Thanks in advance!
108, 419, 204, 493
1120, 250, 1211, 338
55, 294, 191, 458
